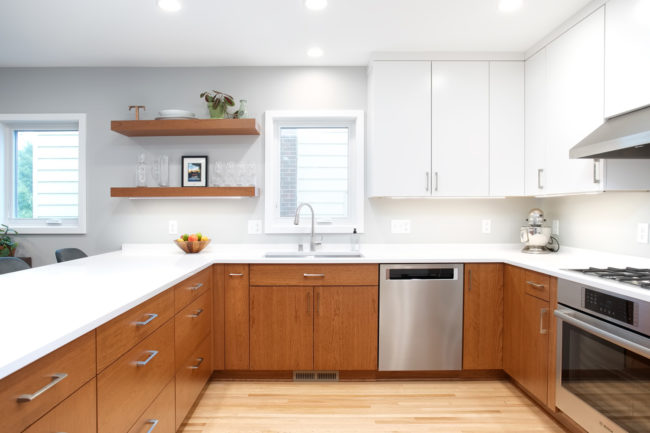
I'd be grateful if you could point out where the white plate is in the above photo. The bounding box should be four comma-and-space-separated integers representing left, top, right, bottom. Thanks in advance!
155, 116, 195, 120
158, 109, 195, 118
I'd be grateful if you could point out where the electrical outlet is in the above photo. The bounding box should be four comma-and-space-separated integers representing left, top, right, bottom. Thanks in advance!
168, 220, 178, 235
637, 223, 649, 244
391, 219, 411, 234
481, 219, 491, 234
248, 220, 263, 234
552, 220, 560, 236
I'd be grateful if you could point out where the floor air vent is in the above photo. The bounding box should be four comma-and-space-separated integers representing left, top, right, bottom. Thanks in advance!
293, 371, 339, 382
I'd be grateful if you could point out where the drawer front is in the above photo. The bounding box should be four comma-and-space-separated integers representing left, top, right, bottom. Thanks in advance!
176, 335, 212, 431
97, 320, 174, 433
23, 378, 96, 433
175, 291, 212, 372
250, 264, 379, 286
175, 267, 211, 313
0, 331, 96, 433
524, 270, 550, 301
97, 289, 174, 372
126, 379, 175, 433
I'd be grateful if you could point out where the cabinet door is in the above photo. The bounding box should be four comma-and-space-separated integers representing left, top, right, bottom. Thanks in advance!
546, 7, 605, 195
314, 285, 378, 370
521, 293, 550, 405
503, 265, 524, 380
213, 264, 225, 370
605, 0, 650, 117
524, 49, 547, 195
432, 61, 489, 197
367, 61, 432, 197
224, 265, 249, 370
463, 264, 503, 370
250, 286, 313, 370
489, 62, 525, 197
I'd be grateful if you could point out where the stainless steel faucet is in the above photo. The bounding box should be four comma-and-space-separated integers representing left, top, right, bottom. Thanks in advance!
294, 203, 321, 252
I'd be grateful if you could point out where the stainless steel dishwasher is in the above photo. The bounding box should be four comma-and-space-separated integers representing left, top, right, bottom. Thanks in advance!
379, 264, 464, 371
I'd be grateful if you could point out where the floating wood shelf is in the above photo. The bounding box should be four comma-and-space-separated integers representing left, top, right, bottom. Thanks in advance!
110, 187, 258, 198
110, 118, 261, 137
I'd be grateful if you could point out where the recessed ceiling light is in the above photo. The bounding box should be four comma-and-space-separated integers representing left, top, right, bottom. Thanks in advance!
304, 0, 328, 11
498, 0, 523, 13
307, 47, 324, 58
158, 0, 182, 12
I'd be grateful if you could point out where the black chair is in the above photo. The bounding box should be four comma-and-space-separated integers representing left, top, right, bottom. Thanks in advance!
0, 257, 30, 274
55, 248, 88, 263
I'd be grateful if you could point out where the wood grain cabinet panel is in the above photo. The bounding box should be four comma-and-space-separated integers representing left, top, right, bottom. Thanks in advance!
175, 267, 211, 313
97, 320, 174, 433
463, 263, 503, 370
175, 291, 212, 371
314, 285, 378, 371
23, 378, 96, 433
503, 265, 525, 380
250, 264, 378, 286
126, 379, 175, 433
0, 331, 96, 433
176, 335, 213, 431
250, 286, 314, 370
224, 264, 250, 370
521, 293, 551, 404
212, 264, 225, 371
97, 289, 174, 372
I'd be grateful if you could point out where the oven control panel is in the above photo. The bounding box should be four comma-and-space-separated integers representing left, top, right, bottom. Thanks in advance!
584, 289, 635, 325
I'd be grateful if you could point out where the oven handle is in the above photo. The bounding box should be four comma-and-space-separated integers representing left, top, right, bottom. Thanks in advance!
555, 309, 650, 359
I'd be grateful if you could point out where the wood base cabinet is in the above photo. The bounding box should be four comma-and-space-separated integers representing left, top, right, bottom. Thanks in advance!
176, 335, 213, 430
224, 264, 250, 370
127, 379, 175, 433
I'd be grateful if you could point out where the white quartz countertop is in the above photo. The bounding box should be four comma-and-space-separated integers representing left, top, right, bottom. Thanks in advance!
2, 242, 649, 380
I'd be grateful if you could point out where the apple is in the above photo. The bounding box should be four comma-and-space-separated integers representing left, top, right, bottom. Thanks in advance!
188, 234, 198, 242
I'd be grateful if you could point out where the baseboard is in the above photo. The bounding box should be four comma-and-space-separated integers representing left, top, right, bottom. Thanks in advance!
211, 369, 507, 381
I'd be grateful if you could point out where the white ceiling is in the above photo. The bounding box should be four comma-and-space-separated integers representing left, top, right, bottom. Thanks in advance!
0, 0, 593, 67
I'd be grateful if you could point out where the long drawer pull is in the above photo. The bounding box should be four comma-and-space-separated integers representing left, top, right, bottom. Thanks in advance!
136, 350, 159, 366
304, 273, 325, 278
229, 273, 244, 277
17, 373, 68, 402
189, 357, 204, 370
526, 281, 545, 289
188, 308, 204, 318
540, 308, 548, 335
188, 282, 203, 291
145, 419, 160, 433
134, 313, 158, 326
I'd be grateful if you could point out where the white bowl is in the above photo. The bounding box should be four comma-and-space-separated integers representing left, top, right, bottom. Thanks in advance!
158, 109, 195, 118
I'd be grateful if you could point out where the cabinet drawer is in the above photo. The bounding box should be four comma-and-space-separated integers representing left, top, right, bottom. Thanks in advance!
126, 379, 175, 433
97, 320, 174, 433
175, 268, 211, 313
23, 378, 96, 433
175, 291, 212, 372
176, 335, 212, 431
0, 331, 96, 433
524, 270, 550, 301
250, 264, 378, 286
97, 289, 174, 372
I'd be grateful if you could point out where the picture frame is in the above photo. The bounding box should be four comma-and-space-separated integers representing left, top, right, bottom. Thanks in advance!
181, 156, 208, 187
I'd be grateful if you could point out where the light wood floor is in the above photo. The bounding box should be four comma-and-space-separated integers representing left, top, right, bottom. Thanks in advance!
179, 380, 567, 433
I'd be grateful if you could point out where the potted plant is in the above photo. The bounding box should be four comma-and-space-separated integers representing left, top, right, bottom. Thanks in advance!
0, 224, 18, 257
200, 90, 235, 119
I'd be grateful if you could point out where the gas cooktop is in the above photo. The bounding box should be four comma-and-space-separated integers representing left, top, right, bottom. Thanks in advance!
570, 267, 650, 289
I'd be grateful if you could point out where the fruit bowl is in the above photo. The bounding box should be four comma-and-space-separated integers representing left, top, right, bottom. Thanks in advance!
174, 239, 211, 254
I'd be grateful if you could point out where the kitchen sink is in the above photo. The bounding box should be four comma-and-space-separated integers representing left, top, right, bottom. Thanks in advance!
264, 251, 363, 258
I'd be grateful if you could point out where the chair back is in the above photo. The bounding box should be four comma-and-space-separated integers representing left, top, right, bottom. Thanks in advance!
55, 248, 88, 263
0, 257, 30, 274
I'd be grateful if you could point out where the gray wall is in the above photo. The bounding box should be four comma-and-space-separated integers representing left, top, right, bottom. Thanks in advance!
5, 67, 645, 266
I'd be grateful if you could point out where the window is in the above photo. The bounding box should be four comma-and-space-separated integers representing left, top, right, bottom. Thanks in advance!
1, 114, 86, 234
265, 110, 364, 234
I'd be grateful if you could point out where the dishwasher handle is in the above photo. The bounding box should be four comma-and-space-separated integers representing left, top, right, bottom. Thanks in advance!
385, 267, 458, 280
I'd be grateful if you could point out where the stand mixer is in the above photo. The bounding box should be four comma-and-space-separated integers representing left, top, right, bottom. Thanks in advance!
520, 208, 560, 254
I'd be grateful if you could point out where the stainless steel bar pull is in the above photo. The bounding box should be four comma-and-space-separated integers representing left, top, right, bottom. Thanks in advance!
540, 308, 548, 334
229, 273, 244, 277
188, 282, 203, 291
136, 350, 159, 366
303, 273, 325, 278
17, 373, 68, 402
188, 308, 204, 318
434, 172, 439, 191
145, 419, 160, 433
134, 313, 158, 326
189, 357, 204, 370
593, 159, 601, 184
526, 281, 545, 289
537, 168, 544, 189
425, 172, 430, 192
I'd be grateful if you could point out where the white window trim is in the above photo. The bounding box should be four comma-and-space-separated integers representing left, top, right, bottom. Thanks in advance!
0, 113, 87, 234
264, 110, 365, 234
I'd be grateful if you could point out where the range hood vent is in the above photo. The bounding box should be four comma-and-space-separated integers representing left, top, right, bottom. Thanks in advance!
570, 106, 650, 159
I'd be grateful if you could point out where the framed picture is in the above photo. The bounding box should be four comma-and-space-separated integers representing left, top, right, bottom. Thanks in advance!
182, 156, 208, 187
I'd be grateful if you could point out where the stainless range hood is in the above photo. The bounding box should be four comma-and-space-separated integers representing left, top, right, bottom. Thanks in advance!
570, 105, 650, 159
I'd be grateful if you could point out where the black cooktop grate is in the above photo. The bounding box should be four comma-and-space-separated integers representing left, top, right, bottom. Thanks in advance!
570, 267, 650, 289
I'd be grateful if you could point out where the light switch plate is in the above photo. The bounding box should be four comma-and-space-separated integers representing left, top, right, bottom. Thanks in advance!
637, 223, 649, 244
552, 220, 560, 236
168, 220, 178, 235
248, 220, 263, 234
391, 219, 411, 234
481, 219, 491, 234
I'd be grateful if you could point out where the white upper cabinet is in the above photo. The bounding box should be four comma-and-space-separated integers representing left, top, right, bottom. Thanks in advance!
524, 49, 547, 196
367, 61, 432, 197
431, 61, 489, 197
545, 7, 605, 195
490, 62, 525, 197
605, 0, 650, 118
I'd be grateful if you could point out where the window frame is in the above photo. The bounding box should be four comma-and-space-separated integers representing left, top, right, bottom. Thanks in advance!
264, 110, 365, 234
0, 113, 87, 234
